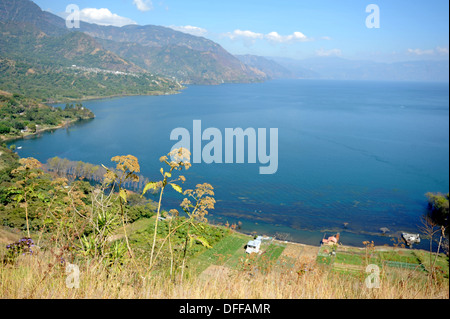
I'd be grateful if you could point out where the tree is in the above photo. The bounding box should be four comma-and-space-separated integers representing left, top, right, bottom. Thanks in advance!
13, 121, 26, 131
28, 123, 37, 133
47, 157, 61, 174
0, 122, 11, 134
426, 192, 449, 227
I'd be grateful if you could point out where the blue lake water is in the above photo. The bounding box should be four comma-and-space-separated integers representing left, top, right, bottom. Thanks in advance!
10, 80, 449, 248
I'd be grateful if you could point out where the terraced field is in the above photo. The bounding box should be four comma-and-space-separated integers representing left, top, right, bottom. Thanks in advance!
189, 233, 250, 274
190, 234, 293, 276
316, 244, 449, 279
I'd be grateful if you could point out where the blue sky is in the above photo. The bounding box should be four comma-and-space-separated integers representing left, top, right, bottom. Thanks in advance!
33, 0, 449, 62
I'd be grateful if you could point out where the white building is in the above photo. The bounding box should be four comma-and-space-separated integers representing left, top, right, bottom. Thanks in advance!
246, 238, 262, 254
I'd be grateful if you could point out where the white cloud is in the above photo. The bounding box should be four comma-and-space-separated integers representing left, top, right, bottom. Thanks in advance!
133, 0, 153, 12
407, 48, 434, 56
169, 25, 208, 37
224, 29, 264, 40
436, 47, 449, 56
315, 48, 342, 57
407, 47, 449, 57
222, 29, 311, 44
78, 8, 137, 27
266, 31, 308, 43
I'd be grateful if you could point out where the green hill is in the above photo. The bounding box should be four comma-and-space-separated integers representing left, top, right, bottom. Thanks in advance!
0, 2, 184, 101
0, 56, 183, 102
0, 21, 143, 73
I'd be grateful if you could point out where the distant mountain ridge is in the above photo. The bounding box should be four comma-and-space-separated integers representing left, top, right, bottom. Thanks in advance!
271, 56, 449, 82
235, 55, 294, 80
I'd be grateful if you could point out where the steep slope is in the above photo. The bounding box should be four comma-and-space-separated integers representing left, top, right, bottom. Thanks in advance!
81, 24, 217, 51
98, 38, 266, 84
0, 0, 68, 36
0, 21, 143, 73
83, 24, 267, 84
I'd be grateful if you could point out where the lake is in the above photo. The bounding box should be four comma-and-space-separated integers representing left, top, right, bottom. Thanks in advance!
10, 79, 449, 248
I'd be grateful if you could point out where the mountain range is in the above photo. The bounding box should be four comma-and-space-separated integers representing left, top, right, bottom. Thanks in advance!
0, 0, 448, 103
0, 0, 267, 87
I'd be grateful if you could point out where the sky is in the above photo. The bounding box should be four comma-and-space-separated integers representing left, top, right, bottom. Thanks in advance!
33, 0, 449, 62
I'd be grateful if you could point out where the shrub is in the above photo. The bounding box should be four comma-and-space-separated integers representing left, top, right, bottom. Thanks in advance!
4, 237, 35, 264
0, 122, 11, 134
426, 192, 449, 226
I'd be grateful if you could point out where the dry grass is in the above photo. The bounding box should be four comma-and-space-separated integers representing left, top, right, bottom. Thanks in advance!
0, 228, 21, 245
1, 249, 448, 299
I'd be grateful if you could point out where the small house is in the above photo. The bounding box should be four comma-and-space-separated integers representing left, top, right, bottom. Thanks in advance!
322, 233, 340, 245
402, 233, 421, 246
246, 238, 262, 254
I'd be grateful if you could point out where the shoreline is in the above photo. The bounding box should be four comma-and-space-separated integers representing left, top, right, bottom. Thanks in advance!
2, 88, 186, 144
43, 90, 184, 105
230, 226, 440, 254
206, 217, 438, 253
1, 117, 92, 144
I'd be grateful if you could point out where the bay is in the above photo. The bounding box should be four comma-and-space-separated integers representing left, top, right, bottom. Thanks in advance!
11, 79, 449, 248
